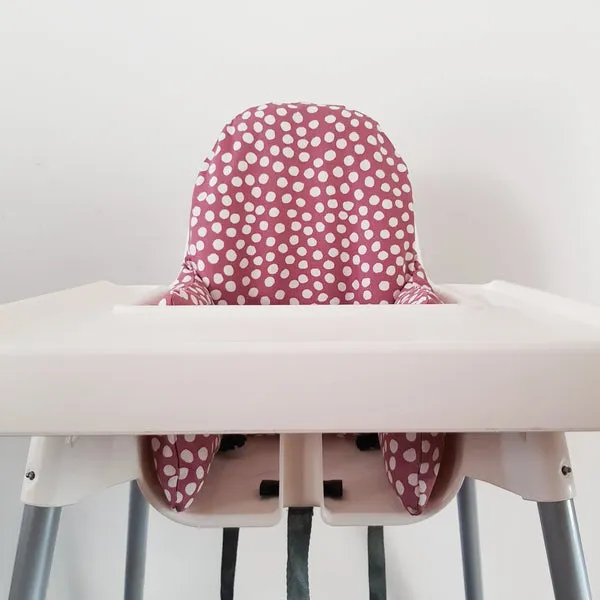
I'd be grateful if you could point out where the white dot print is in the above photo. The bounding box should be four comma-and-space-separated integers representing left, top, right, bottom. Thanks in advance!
180, 449, 193, 463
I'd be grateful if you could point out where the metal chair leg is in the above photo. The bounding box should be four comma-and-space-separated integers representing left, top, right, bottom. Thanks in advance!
457, 478, 484, 600
124, 481, 149, 600
9, 505, 62, 600
538, 499, 592, 600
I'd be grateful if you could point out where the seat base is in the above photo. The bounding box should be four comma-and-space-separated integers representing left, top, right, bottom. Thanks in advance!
19, 431, 575, 527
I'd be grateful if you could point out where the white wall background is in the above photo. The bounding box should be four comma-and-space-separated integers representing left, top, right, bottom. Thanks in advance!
1, 0, 599, 598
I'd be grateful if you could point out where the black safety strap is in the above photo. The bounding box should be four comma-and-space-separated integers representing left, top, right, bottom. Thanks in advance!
356, 436, 387, 599
367, 526, 387, 600
287, 507, 313, 600
221, 527, 239, 600
225, 479, 383, 600
218, 437, 246, 600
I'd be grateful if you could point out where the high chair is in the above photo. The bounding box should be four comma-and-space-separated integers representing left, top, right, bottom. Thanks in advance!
1, 101, 599, 600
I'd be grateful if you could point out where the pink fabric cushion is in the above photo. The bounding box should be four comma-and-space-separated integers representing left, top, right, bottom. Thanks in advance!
382, 276, 445, 515
152, 101, 444, 514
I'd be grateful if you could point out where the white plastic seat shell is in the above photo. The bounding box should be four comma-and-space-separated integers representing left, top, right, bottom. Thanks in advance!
137, 432, 465, 528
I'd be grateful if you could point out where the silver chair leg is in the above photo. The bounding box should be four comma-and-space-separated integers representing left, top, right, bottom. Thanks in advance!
124, 481, 149, 600
457, 478, 484, 600
9, 505, 62, 600
538, 500, 592, 600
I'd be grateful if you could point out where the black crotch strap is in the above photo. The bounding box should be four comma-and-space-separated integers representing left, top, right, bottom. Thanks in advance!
368, 526, 387, 600
287, 507, 314, 600
221, 527, 240, 600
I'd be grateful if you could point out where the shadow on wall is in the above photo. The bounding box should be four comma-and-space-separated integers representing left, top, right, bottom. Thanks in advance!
414, 173, 544, 288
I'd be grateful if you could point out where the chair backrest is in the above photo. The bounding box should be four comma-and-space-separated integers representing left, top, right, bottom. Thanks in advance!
182, 102, 425, 305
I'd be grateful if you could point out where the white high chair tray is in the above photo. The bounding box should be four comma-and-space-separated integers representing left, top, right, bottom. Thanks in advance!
0, 280, 599, 435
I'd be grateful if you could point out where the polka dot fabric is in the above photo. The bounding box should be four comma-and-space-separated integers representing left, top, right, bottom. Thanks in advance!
151, 434, 221, 512
153, 102, 445, 515
379, 432, 445, 516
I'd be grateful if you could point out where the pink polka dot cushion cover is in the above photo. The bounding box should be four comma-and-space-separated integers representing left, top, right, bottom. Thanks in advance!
151, 102, 445, 515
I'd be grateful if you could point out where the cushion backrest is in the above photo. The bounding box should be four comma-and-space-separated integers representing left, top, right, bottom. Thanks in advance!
184, 102, 424, 305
